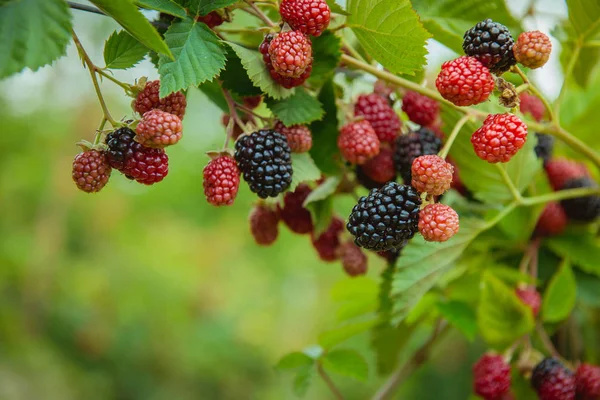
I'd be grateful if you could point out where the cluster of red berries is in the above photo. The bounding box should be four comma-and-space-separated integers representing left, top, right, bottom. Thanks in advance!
258, 0, 330, 89
473, 354, 600, 400
72, 80, 185, 193
249, 184, 368, 277
434, 20, 553, 164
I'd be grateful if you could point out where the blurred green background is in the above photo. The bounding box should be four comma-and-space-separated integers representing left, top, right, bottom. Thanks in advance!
0, 1, 582, 399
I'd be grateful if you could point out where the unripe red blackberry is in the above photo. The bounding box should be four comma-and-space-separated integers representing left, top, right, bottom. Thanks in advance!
274, 120, 313, 153
360, 147, 396, 184
516, 287, 542, 317
280, 184, 313, 234
471, 114, 528, 163
260, 34, 313, 88
133, 80, 187, 119
249, 204, 280, 246
535, 202, 567, 237
418, 203, 459, 242
337, 120, 381, 165
354, 93, 402, 142
473, 353, 511, 400
72, 150, 112, 193
196, 11, 224, 29
268, 31, 312, 78
202, 155, 240, 206
411, 155, 454, 196
514, 31, 552, 69
347, 182, 421, 251
531, 358, 576, 400
545, 158, 590, 191
311, 217, 344, 262
401, 91, 440, 126
463, 19, 516, 74
338, 241, 368, 277
575, 363, 600, 400
279, 0, 331, 37
136, 109, 183, 148
123, 144, 169, 185
520, 92, 545, 122
436, 56, 495, 106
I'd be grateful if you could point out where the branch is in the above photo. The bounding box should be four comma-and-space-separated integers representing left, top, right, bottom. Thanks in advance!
496, 164, 523, 203
243, 0, 276, 27
522, 186, 600, 206
317, 362, 345, 400
438, 114, 470, 159
371, 322, 449, 400
512, 66, 556, 122
67, 1, 170, 30
220, 84, 247, 147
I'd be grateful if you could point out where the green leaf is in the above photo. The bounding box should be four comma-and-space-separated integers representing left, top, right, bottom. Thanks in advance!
437, 300, 477, 341
412, 0, 520, 53
0, 0, 72, 79
197, 80, 229, 112
293, 364, 315, 397
567, 0, 600, 39
327, 0, 350, 15
226, 42, 294, 100
477, 272, 534, 349
319, 319, 378, 349
103, 30, 148, 69
266, 89, 324, 126
304, 177, 341, 205
330, 277, 378, 322
158, 19, 227, 98
391, 218, 485, 324
305, 196, 334, 237
547, 232, 600, 277
90, 0, 172, 59
542, 259, 577, 323
136, 0, 187, 18
289, 153, 321, 192
322, 349, 368, 382
184, 0, 240, 16
346, 0, 431, 75
276, 352, 314, 370
310, 80, 342, 175
220, 48, 262, 97
308, 31, 343, 87
444, 106, 542, 204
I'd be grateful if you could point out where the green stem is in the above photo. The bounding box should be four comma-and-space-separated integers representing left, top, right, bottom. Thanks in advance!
483, 201, 519, 230
317, 362, 345, 400
438, 114, 470, 159
496, 164, 523, 203
554, 44, 581, 118
522, 187, 600, 206
341, 38, 367, 63
512, 66, 556, 122
96, 68, 133, 93
71, 30, 117, 127
243, 0, 276, 27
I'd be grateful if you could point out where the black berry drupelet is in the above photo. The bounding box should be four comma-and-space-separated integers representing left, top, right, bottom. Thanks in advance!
105, 127, 136, 170
560, 177, 600, 222
394, 128, 442, 184
235, 129, 293, 198
347, 182, 421, 251
463, 19, 516, 74
531, 358, 576, 400
535, 133, 554, 165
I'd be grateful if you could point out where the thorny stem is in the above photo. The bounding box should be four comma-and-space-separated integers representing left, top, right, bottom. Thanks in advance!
71, 30, 118, 127
317, 362, 345, 400
243, 0, 276, 28
438, 114, 470, 159
512, 66, 556, 122
341, 54, 600, 170
371, 321, 449, 400
220, 84, 247, 147
496, 164, 524, 203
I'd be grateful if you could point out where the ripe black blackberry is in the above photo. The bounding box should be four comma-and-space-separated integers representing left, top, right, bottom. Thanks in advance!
535, 133, 554, 165
531, 358, 576, 400
394, 128, 442, 184
105, 127, 136, 170
560, 177, 600, 222
234, 129, 293, 198
346, 182, 421, 251
463, 18, 516, 74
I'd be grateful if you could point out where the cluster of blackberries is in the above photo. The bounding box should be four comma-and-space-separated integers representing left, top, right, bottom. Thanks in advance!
72, 80, 185, 193
259, 0, 331, 89
249, 184, 368, 278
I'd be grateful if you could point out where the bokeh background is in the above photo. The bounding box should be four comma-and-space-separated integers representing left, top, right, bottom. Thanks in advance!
0, 0, 574, 399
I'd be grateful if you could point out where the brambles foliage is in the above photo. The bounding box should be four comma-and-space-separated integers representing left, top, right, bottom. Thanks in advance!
2, 0, 600, 398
